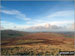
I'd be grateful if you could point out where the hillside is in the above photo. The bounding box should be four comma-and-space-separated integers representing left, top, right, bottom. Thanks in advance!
1, 30, 75, 55
1, 30, 30, 40
1, 30, 74, 45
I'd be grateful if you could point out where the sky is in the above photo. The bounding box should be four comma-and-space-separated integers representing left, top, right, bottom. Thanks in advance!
1, 1, 74, 31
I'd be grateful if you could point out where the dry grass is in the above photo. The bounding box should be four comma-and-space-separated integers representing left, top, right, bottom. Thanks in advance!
1, 43, 75, 56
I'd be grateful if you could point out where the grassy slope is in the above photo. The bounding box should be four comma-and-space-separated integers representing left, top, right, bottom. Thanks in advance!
1, 30, 30, 40
1, 30, 74, 46
1, 30, 75, 55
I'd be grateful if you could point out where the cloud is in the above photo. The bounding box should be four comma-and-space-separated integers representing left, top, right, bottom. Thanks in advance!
47, 10, 74, 18
1, 10, 20, 14
67, 23, 75, 30
25, 20, 74, 32
26, 10, 74, 26
0, 26, 4, 30
1, 10, 31, 20
1, 20, 74, 31
26, 19, 73, 26
1, 21, 30, 30
49, 21, 73, 26
26, 23, 73, 32
1, 8, 74, 31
